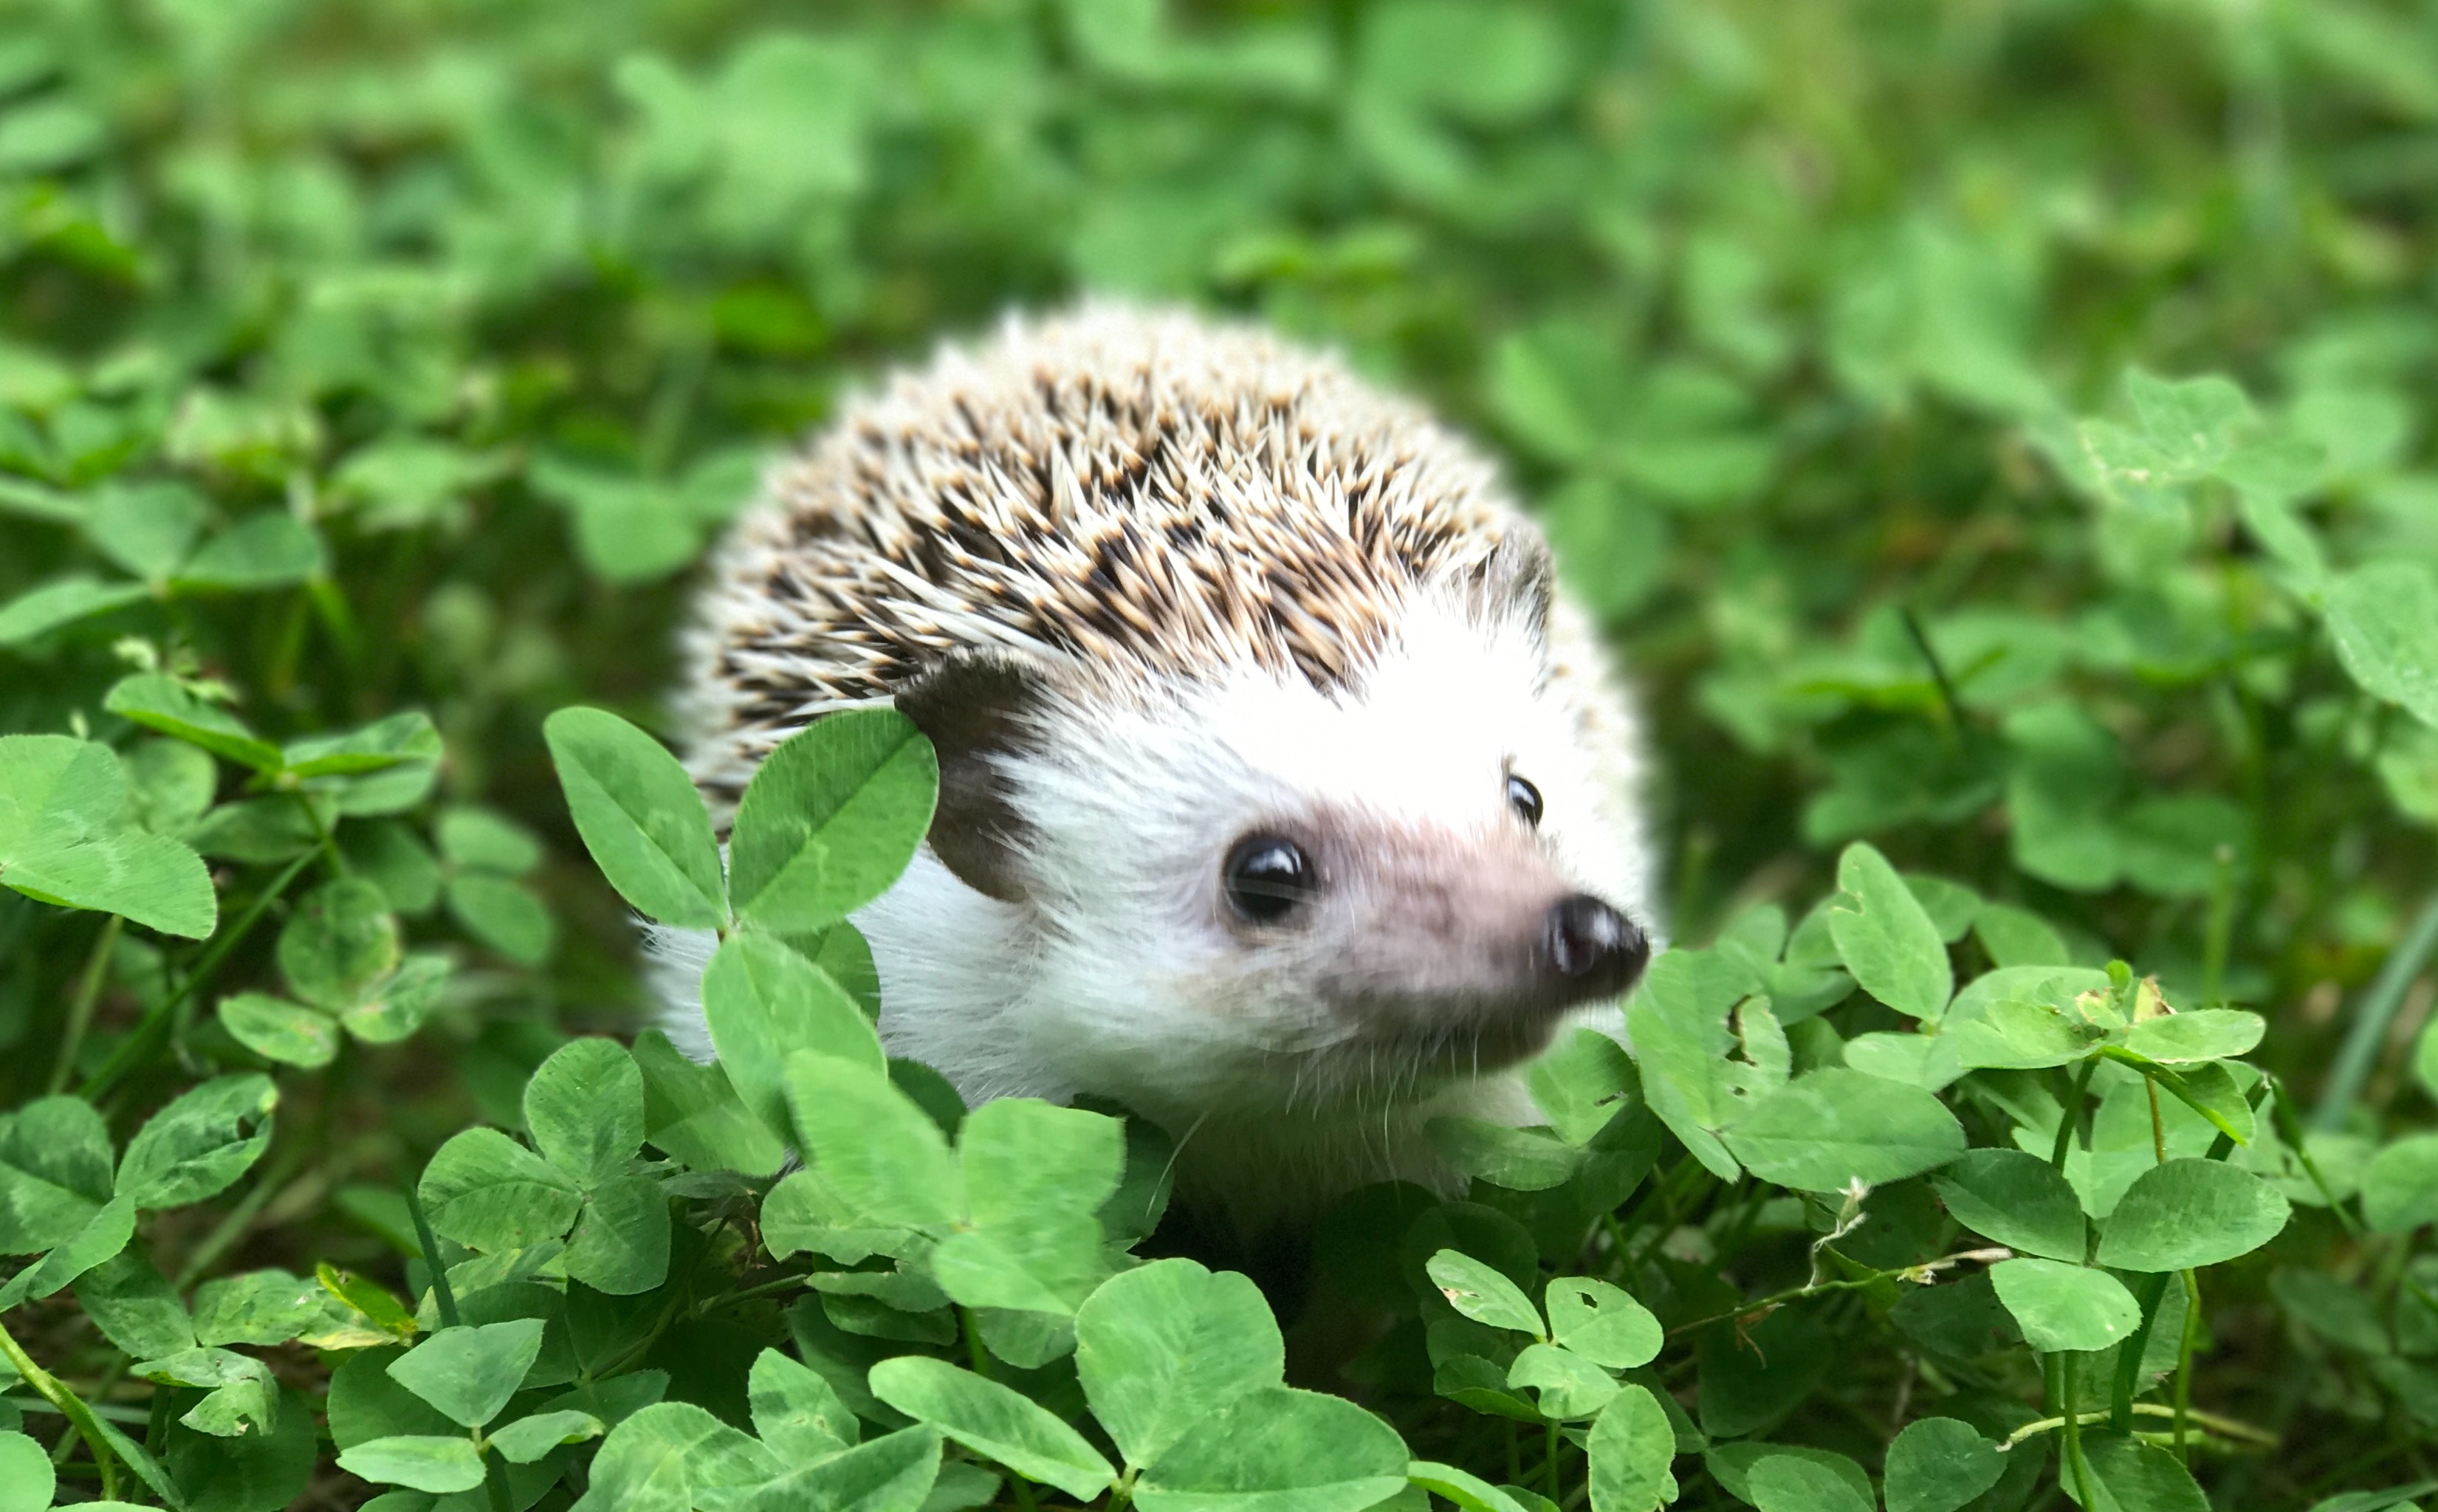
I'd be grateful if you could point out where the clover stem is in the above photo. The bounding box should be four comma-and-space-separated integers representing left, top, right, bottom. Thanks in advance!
306, 574, 363, 668
405, 1178, 461, 1329
174, 1137, 308, 1289
145, 1373, 173, 1457
48, 913, 122, 1096
289, 788, 348, 879
266, 581, 313, 700
2111, 1272, 2174, 1433
960, 1305, 993, 1379
53, 1357, 128, 1467
80, 848, 317, 1103
2058, 1353, 2096, 1509
1545, 1416, 1562, 1498
484, 1443, 514, 1512
1899, 605, 1965, 735
2052, 1059, 2098, 1170
2267, 1073, 2359, 1231
0, 1314, 118, 1500
2001, 1402, 2276, 1450
2174, 1268, 2203, 1463
2146, 1076, 2167, 1166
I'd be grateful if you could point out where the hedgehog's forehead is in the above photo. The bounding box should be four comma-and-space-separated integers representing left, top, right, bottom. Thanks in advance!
1062, 597, 1563, 819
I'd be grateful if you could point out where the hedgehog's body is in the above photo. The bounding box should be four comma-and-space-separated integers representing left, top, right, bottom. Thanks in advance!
658, 306, 1656, 1219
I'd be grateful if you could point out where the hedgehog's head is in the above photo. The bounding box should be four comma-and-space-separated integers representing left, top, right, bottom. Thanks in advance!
882, 539, 1653, 1123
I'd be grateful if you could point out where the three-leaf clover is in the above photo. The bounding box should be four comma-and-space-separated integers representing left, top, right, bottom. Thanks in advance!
416, 1038, 669, 1295
216, 876, 451, 1067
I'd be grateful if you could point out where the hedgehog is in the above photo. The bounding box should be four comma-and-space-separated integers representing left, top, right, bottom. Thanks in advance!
652, 305, 1658, 1220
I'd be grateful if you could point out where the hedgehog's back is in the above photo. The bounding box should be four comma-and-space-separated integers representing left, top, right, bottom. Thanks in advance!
680, 305, 1533, 803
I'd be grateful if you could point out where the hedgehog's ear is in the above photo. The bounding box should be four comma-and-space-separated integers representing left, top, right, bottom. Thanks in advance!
897, 650, 1049, 904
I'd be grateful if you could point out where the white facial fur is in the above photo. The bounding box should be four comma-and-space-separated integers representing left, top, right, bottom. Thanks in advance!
859, 590, 1648, 1118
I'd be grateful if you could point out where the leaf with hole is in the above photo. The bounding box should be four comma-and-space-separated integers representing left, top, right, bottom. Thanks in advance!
1426, 1250, 1544, 1336
1543, 1277, 1660, 1369
1527, 1028, 1639, 1145
1827, 840, 1953, 1021
117, 1074, 278, 1210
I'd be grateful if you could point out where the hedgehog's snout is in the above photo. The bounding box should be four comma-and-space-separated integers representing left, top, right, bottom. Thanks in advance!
1544, 893, 1649, 1003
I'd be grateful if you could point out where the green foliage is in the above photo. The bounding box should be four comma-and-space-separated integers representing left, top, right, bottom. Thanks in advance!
1, 0, 2436, 1508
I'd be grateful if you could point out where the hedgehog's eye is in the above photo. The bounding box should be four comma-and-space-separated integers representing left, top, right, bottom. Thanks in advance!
1507, 774, 1544, 828
1223, 835, 1313, 924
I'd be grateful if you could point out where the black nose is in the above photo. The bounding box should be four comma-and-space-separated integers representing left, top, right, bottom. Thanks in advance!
1545, 894, 1650, 998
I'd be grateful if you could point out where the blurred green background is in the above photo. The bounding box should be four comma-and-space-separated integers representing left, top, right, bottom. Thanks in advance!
2, 1, 2437, 1500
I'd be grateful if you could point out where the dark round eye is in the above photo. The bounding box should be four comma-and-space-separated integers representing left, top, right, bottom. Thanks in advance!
1223, 835, 1312, 923
1507, 774, 1544, 828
